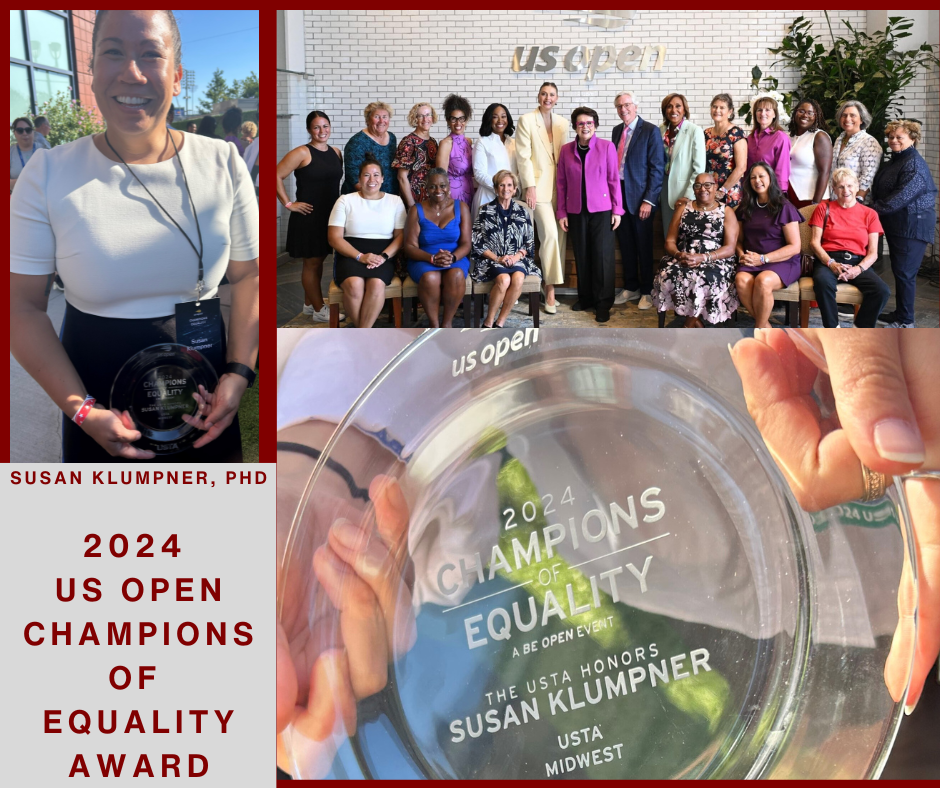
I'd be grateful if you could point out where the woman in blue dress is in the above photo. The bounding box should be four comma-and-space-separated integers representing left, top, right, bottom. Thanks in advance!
402, 168, 471, 327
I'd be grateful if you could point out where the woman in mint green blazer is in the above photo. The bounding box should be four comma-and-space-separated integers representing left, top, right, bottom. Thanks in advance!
659, 93, 706, 233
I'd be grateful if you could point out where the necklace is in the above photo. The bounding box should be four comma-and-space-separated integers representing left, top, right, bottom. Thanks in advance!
756, 200, 769, 208
577, 141, 590, 151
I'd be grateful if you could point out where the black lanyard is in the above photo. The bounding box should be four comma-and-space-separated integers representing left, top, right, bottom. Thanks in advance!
105, 130, 206, 299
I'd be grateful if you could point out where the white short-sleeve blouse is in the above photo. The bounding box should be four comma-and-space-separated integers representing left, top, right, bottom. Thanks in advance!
327, 192, 407, 239
10, 133, 259, 319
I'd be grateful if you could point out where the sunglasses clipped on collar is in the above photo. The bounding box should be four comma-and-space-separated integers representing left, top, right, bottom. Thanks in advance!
14, 127, 33, 134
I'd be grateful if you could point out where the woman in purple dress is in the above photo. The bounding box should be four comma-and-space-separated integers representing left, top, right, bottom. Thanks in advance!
735, 163, 803, 328
436, 94, 475, 206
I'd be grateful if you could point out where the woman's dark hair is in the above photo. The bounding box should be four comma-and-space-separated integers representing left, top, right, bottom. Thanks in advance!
443, 94, 472, 123
359, 153, 384, 177
221, 106, 243, 135
11, 117, 33, 131
306, 110, 330, 133
787, 98, 827, 136
479, 103, 515, 138
570, 106, 599, 130
91, 10, 182, 70
427, 167, 449, 181
538, 81, 559, 94
661, 93, 691, 122
738, 163, 786, 222
196, 115, 217, 137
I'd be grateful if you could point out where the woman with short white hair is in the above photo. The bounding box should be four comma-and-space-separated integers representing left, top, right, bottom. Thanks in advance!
831, 100, 882, 200
809, 167, 889, 327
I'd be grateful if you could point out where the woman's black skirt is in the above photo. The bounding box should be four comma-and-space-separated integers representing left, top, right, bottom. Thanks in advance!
333, 237, 396, 285
59, 301, 243, 463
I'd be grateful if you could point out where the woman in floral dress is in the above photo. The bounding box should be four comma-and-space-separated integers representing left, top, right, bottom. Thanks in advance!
393, 102, 439, 208
704, 93, 747, 210
652, 172, 740, 327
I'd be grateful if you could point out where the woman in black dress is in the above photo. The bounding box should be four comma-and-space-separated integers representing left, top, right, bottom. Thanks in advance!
276, 110, 344, 322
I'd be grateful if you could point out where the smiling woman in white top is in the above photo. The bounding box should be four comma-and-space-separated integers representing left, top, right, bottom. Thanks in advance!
471, 102, 517, 218
831, 100, 882, 201
787, 98, 831, 208
9, 10, 259, 463
327, 155, 407, 328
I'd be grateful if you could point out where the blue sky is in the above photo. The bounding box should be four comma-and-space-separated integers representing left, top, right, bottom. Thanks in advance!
171, 10, 258, 112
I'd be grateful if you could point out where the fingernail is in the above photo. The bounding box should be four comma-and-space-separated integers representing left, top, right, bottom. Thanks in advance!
904, 697, 919, 716
783, 328, 829, 374
331, 519, 368, 550
874, 419, 925, 464
727, 342, 735, 359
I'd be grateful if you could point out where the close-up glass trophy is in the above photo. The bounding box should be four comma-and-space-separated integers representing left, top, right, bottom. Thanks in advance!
277, 330, 918, 779
110, 343, 218, 455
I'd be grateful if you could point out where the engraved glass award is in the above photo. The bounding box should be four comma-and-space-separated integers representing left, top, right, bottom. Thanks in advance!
110, 343, 218, 455
278, 330, 917, 780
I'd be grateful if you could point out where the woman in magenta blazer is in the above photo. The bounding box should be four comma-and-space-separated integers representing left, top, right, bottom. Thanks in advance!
556, 106, 623, 322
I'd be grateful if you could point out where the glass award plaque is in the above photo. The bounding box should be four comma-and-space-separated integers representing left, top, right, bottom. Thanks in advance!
278, 330, 917, 780
110, 343, 218, 455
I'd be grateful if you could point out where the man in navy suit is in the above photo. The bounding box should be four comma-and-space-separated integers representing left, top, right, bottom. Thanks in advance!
611, 92, 665, 310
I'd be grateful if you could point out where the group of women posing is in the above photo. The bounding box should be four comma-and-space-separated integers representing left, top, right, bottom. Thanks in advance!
277, 84, 936, 328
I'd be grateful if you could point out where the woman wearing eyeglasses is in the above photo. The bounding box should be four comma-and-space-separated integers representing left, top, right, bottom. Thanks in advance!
652, 171, 740, 327
556, 107, 623, 323
436, 94, 475, 206
9, 11, 259, 462
10, 117, 36, 194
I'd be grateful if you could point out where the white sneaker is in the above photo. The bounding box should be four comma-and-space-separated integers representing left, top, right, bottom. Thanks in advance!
309, 304, 341, 323
302, 303, 316, 316
614, 288, 641, 306
638, 295, 653, 310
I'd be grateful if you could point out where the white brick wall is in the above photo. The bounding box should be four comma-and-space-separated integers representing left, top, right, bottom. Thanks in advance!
277, 9, 938, 257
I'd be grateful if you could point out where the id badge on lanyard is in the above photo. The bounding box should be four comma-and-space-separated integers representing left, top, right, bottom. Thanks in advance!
106, 131, 224, 369
176, 293, 224, 371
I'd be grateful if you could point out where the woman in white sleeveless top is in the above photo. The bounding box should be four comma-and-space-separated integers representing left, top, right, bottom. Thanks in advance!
787, 99, 832, 209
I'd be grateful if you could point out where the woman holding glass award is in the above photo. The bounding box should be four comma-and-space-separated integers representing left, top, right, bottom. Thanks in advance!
10, 10, 259, 462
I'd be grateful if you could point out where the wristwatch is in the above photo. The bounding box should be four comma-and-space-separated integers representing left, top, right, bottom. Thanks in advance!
224, 362, 256, 388
381, 252, 390, 261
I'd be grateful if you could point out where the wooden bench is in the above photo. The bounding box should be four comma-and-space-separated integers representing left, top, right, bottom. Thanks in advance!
400, 275, 472, 327
470, 276, 542, 328
328, 277, 402, 328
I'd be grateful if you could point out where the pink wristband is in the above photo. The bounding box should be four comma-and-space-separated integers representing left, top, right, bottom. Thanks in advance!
72, 396, 96, 426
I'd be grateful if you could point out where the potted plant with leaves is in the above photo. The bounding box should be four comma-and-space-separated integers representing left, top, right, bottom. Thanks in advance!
740, 13, 938, 146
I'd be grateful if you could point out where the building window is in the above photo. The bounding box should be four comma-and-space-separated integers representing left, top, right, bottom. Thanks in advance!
9, 10, 77, 123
